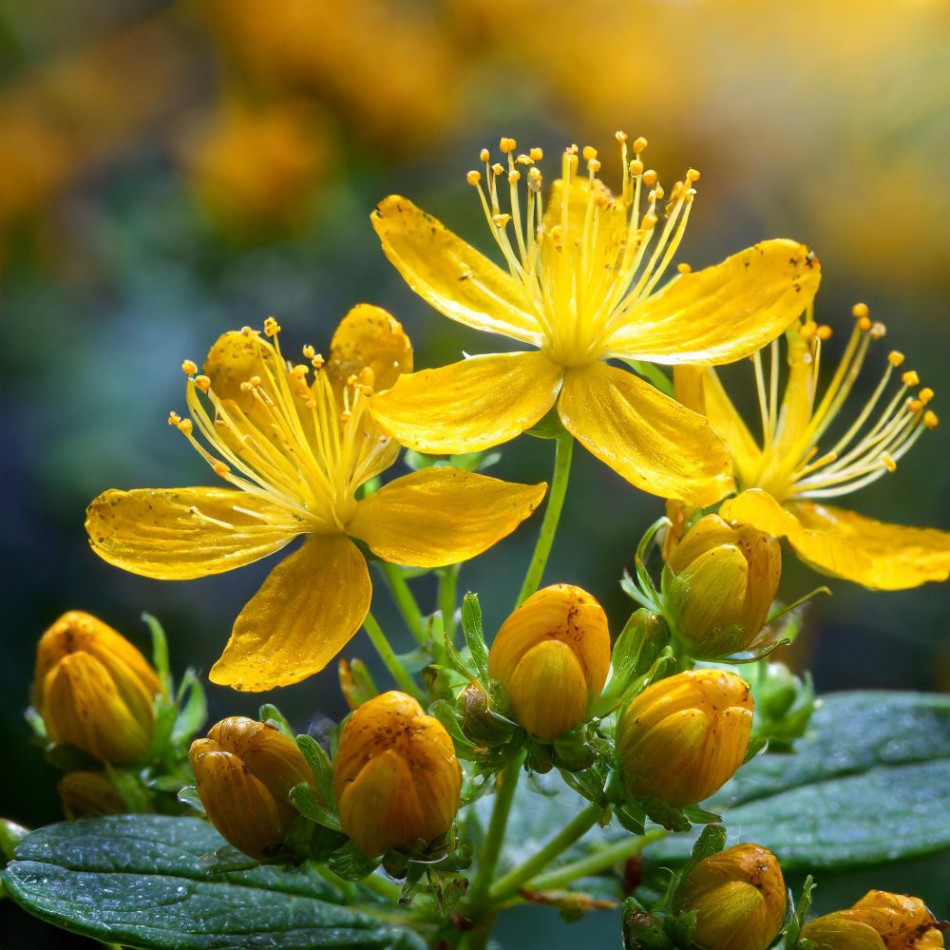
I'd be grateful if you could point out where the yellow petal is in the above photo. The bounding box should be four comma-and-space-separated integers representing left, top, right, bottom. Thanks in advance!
327, 303, 412, 394
210, 534, 371, 690
85, 488, 301, 580
721, 490, 950, 590
557, 362, 734, 506
371, 195, 543, 346
348, 468, 546, 567
674, 365, 763, 487
203, 329, 282, 416
370, 351, 563, 454
606, 240, 820, 364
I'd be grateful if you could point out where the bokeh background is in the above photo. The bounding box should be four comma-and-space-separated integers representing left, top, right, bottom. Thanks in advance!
2, 0, 948, 945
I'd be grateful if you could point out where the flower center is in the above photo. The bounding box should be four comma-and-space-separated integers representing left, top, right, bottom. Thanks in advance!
744, 304, 938, 502
170, 320, 392, 532
467, 134, 699, 367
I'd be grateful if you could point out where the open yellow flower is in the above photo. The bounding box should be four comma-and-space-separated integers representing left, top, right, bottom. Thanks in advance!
86, 306, 545, 690
370, 134, 821, 505
676, 306, 949, 589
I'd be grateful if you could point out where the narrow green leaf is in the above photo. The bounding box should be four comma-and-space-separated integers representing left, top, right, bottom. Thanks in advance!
461, 593, 490, 683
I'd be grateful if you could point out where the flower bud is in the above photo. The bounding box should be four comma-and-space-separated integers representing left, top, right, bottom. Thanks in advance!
616, 669, 753, 805
488, 584, 611, 740
801, 891, 945, 950
664, 515, 781, 658
189, 717, 316, 861
333, 691, 461, 856
33, 611, 163, 763
57, 771, 126, 820
677, 843, 787, 950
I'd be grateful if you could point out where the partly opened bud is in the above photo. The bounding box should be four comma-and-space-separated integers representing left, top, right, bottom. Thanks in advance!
801, 891, 945, 950
58, 771, 126, 820
664, 515, 781, 658
33, 611, 162, 763
189, 717, 315, 861
677, 843, 787, 950
616, 669, 753, 805
333, 691, 461, 856
488, 584, 611, 740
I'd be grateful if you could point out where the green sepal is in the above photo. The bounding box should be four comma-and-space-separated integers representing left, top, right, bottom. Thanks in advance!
595, 609, 671, 716
327, 839, 382, 881
288, 782, 341, 832
783, 875, 816, 950
461, 593, 490, 683
295, 734, 336, 813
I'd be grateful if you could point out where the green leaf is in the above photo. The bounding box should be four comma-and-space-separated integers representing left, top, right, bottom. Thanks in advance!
170, 670, 207, 748
648, 691, 950, 870
1, 815, 425, 949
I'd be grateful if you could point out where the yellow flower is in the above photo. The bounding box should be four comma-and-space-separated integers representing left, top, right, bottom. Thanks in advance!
333, 690, 462, 856
801, 890, 945, 950
488, 583, 611, 740
616, 669, 753, 806
190, 716, 316, 861
34, 611, 163, 764
86, 306, 546, 691
676, 843, 787, 950
676, 306, 950, 589
370, 135, 821, 505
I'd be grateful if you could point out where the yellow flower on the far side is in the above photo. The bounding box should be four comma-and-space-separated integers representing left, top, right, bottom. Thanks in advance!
370, 134, 821, 506
676, 305, 950, 589
86, 306, 545, 691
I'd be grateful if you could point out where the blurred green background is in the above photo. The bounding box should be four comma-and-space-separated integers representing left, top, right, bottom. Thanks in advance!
2, 0, 948, 945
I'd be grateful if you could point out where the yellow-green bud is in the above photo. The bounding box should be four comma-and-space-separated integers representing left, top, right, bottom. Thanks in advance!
57, 771, 126, 820
678, 843, 787, 950
487, 584, 611, 740
801, 891, 945, 950
189, 717, 315, 861
616, 669, 753, 805
664, 514, 781, 658
333, 691, 461, 856
33, 611, 163, 764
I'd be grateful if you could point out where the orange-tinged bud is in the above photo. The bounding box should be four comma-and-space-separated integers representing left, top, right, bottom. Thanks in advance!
57, 771, 126, 820
801, 891, 945, 950
488, 584, 610, 740
664, 515, 781, 658
333, 691, 461, 856
189, 717, 315, 861
678, 843, 787, 950
616, 669, 753, 805
33, 611, 162, 763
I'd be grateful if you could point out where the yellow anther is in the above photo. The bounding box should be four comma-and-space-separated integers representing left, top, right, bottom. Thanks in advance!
642, 169, 658, 187
529, 147, 543, 161
588, 159, 601, 174
249, 375, 262, 387
902, 370, 920, 387
919, 387, 934, 404
263, 317, 281, 337
643, 212, 658, 229
515, 154, 533, 165
240, 325, 254, 336
870, 321, 887, 339
177, 419, 193, 436
799, 322, 818, 340
499, 136, 516, 154
924, 410, 939, 429
851, 302, 869, 320
493, 213, 512, 228
527, 167, 543, 192
629, 159, 644, 177
340, 410, 352, 422
816, 325, 833, 341
858, 316, 872, 332
888, 350, 905, 367
881, 453, 897, 472
358, 367, 376, 388
633, 136, 648, 153
311, 354, 325, 369
677, 263, 692, 275
909, 398, 923, 413
195, 375, 211, 393
167, 411, 181, 426
302, 344, 315, 360
240, 381, 253, 393
479, 147, 490, 163
508, 170, 521, 184
346, 374, 359, 387
181, 359, 198, 376
653, 185, 665, 201
582, 145, 598, 162
615, 131, 628, 143
212, 461, 230, 477
467, 170, 482, 186
291, 364, 309, 378
491, 162, 505, 177
686, 168, 701, 183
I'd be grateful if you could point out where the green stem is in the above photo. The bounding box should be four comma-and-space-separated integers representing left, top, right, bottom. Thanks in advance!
466, 751, 525, 908
627, 359, 674, 396
487, 802, 603, 902
526, 828, 666, 892
517, 432, 573, 605
439, 565, 460, 641
359, 871, 405, 903
379, 563, 427, 645
363, 611, 423, 701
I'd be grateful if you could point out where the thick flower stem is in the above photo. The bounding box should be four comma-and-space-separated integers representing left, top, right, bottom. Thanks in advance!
517, 431, 574, 605
378, 563, 427, 645
362, 611, 423, 701
466, 751, 525, 909
439, 564, 460, 641
525, 828, 666, 892
486, 802, 603, 903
